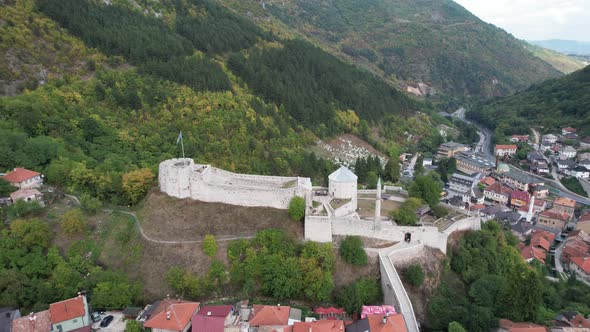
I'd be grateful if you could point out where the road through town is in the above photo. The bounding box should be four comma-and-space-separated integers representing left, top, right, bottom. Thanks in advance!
451, 109, 590, 206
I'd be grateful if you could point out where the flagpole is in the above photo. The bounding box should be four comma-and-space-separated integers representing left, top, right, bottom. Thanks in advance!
181, 133, 185, 159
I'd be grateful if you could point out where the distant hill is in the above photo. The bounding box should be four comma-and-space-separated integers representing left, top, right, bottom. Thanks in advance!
219, 0, 561, 100
523, 42, 586, 74
530, 39, 590, 55
468, 65, 590, 138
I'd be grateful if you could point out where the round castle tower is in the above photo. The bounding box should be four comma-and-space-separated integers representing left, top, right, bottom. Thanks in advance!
158, 158, 195, 198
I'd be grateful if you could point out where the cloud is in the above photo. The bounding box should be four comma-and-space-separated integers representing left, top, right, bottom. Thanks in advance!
453, 0, 590, 41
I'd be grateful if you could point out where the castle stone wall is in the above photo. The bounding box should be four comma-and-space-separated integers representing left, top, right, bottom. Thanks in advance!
159, 158, 311, 209
304, 215, 482, 254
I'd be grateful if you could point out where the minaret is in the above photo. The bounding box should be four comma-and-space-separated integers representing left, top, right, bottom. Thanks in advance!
526, 194, 535, 222
374, 178, 382, 230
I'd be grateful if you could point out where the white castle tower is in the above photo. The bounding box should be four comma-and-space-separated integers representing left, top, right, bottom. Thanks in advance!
374, 178, 382, 230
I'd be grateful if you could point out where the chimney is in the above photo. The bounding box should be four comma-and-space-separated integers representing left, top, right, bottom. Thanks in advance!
166, 294, 170, 300
166, 311, 171, 320
382, 316, 387, 324
207, 312, 212, 316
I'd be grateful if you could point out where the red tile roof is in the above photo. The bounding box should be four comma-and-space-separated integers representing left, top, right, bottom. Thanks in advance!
512, 135, 529, 141
367, 314, 408, 332
144, 301, 200, 331
293, 320, 346, 332
571, 315, 590, 328
498, 319, 547, 332
314, 307, 345, 315
3, 168, 41, 183
562, 239, 590, 263
249, 305, 290, 326
196, 305, 232, 317
563, 127, 577, 133
571, 256, 590, 275
12, 311, 52, 332
480, 177, 496, 187
532, 230, 556, 243
192, 315, 224, 332
486, 182, 513, 196
521, 246, 547, 264
49, 295, 86, 324
539, 210, 570, 222
496, 144, 518, 150
511, 190, 530, 202
554, 197, 576, 208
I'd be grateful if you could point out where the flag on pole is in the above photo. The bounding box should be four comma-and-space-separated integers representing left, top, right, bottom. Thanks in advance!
176, 131, 183, 145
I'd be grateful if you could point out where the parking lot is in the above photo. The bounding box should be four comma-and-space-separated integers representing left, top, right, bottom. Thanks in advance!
91, 312, 126, 332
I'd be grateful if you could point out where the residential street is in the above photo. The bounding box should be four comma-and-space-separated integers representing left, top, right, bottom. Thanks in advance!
452, 108, 590, 206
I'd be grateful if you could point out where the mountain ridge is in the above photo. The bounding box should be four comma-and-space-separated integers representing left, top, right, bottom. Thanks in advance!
529, 39, 590, 55
218, 0, 561, 101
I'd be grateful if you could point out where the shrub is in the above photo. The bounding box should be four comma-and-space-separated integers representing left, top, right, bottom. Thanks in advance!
448, 321, 467, 332
403, 264, 425, 286
339, 236, 368, 266
61, 208, 88, 236
80, 193, 102, 214
7, 200, 42, 219
288, 196, 306, 221
202, 234, 218, 257
125, 319, 143, 332
431, 204, 448, 218
336, 277, 381, 314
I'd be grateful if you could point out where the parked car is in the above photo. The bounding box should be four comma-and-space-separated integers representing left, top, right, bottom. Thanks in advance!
100, 315, 114, 327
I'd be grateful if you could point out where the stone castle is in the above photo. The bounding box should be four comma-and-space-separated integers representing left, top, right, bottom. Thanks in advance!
158, 157, 480, 332
158, 158, 312, 209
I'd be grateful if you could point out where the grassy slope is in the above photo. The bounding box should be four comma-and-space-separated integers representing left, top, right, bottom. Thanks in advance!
0, 0, 105, 95
219, 0, 560, 99
523, 42, 586, 74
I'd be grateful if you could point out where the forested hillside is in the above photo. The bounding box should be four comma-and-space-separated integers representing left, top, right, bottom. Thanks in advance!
0, 0, 440, 204
219, 0, 561, 101
428, 222, 590, 330
0, 0, 105, 95
468, 65, 590, 138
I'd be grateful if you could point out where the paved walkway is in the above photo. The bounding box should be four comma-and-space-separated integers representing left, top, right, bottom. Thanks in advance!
65, 194, 255, 245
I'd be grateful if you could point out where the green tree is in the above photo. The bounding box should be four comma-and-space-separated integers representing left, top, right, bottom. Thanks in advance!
431, 204, 448, 218
80, 193, 102, 215
207, 259, 228, 292
409, 174, 443, 206
165, 267, 208, 299
288, 196, 306, 221
10, 218, 51, 248
121, 168, 154, 205
383, 158, 400, 183
404, 264, 425, 287
448, 321, 467, 332
336, 278, 381, 314
91, 282, 134, 310
0, 178, 15, 197
61, 209, 87, 236
125, 320, 143, 332
202, 234, 218, 257
391, 207, 418, 226
339, 236, 368, 266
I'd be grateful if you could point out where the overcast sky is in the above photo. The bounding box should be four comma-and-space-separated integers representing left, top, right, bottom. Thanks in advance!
453, 0, 590, 41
